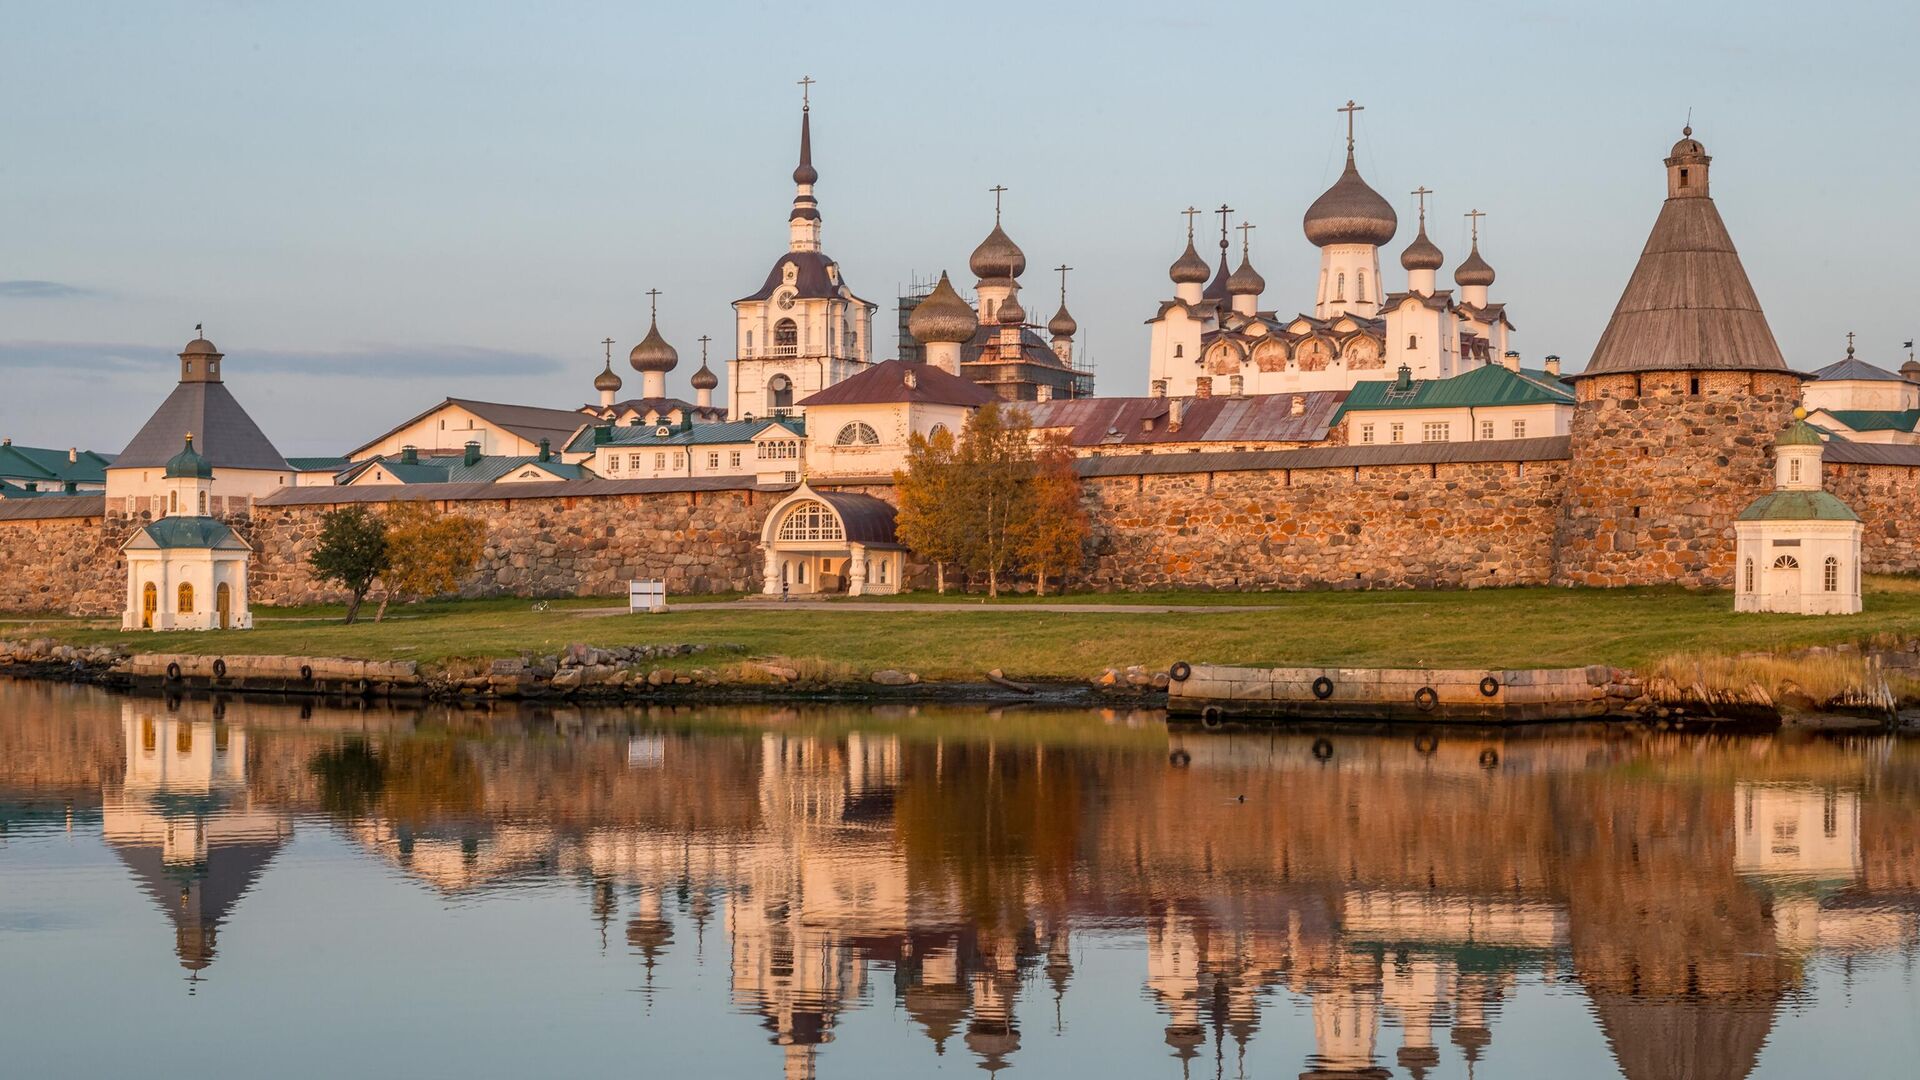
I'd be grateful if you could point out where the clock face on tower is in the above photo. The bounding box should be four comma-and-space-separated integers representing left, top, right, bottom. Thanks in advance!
776, 290, 797, 311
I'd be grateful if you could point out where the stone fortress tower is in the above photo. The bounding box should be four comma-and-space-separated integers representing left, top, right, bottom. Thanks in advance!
1554, 129, 1804, 587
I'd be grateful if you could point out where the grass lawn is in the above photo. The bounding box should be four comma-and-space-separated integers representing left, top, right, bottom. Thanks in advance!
8, 578, 1920, 680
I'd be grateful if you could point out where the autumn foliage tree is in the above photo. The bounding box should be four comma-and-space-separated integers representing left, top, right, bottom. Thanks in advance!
1013, 433, 1087, 596
374, 503, 489, 622
309, 507, 390, 624
892, 424, 963, 593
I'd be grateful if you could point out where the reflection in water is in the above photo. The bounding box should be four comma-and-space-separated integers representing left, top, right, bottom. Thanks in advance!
1, 682, 1917, 1078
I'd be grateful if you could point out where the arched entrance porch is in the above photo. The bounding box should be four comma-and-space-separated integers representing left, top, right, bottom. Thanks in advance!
759, 482, 905, 597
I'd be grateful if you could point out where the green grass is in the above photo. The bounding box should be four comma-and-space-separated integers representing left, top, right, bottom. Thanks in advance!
8, 579, 1920, 681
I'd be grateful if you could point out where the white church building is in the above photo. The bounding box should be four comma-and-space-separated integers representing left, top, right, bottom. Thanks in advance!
1734, 413, 1863, 616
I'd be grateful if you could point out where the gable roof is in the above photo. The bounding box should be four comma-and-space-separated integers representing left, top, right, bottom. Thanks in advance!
285, 456, 351, 472
340, 452, 590, 485
1336, 364, 1574, 417
0, 442, 113, 485
1809, 355, 1907, 382
1814, 408, 1920, 433
591, 396, 728, 423
113, 381, 289, 472
124, 516, 252, 551
798, 359, 996, 408
566, 416, 804, 454
347, 398, 591, 459
1009, 392, 1345, 447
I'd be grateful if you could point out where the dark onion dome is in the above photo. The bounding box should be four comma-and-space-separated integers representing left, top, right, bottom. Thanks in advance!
1169, 239, 1210, 284
1227, 253, 1265, 296
1902, 359, 1920, 383
690, 361, 719, 391
1303, 151, 1398, 247
1048, 303, 1077, 339
1454, 241, 1495, 287
969, 224, 1026, 280
997, 287, 1026, 325
628, 319, 679, 373
1401, 222, 1445, 271
164, 433, 213, 479
594, 361, 624, 393
181, 336, 221, 357
792, 107, 818, 186
1202, 248, 1232, 301
907, 271, 978, 344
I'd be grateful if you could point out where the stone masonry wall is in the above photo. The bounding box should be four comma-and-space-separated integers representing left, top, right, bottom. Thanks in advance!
1554, 370, 1801, 588
1828, 461, 1920, 574
0, 511, 120, 615
1081, 459, 1568, 590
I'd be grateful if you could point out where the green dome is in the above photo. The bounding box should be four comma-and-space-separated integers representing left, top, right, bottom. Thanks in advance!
1776, 418, 1824, 446
163, 434, 213, 479
1736, 490, 1858, 522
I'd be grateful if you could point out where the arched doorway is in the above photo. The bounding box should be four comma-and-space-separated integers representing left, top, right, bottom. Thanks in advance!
773, 318, 798, 354
217, 582, 232, 629
768, 373, 794, 413
141, 582, 157, 629
758, 483, 906, 597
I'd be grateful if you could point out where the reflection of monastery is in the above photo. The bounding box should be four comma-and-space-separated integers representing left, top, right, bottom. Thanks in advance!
4, 698, 1919, 1077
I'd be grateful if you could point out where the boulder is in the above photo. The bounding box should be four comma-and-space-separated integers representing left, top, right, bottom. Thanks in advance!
871, 669, 912, 687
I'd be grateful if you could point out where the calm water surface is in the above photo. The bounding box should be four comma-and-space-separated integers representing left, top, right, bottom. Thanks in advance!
2, 680, 1916, 1079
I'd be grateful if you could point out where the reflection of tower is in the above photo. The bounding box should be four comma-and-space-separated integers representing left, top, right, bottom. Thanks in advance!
1147, 911, 1206, 1069
1383, 957, 1453, 1079
903, 940, 972, 1056
1733, 783, 1860, 882
626, 884, 674, 992
102, 703, 289, 977
1302, 967, 1390, 1080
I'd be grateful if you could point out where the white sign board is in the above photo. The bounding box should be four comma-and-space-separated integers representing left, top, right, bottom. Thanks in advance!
629, 579, 667, 613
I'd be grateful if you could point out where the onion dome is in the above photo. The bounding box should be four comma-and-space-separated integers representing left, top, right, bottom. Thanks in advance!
1228, 253, 1265, 296
164, 433, 213, 479
1303, 151, 1398, 247
1401, 222, 1444, 271
1202, 248, 1232, 301
1048, 303, 1077, 339
907, 271, 979, 344
1454, 241, 1496, 288
1777, 409, 1824, 446
1169, 239, 1210, 285
997, 287, 1026, 326
969, 224, 1026, 280
594, 361, 623, 393
628, 318, 678, 373
690, 361, 719, 391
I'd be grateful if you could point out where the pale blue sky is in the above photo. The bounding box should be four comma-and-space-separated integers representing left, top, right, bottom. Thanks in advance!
2, 0, 1915, 455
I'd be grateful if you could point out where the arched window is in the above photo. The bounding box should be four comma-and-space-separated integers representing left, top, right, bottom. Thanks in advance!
1335, 273, 1346, 301
777, 501, 845, 542
197, 490, 208, 514
1356, 270, 1367, 301
1772, 554, 1800, 570
835, 422, 879, 446
929, 423, 949, 441
169, 490, 179, 513
768, 374, 793, 412
177, 582, 194, 614
141, 582, 157, 629
1744, 558, 1755, 592
773, 318, 798, 355
1173, 344, 1183, 358
1789, 458, 1802, 483
1824, 556, 1839, 592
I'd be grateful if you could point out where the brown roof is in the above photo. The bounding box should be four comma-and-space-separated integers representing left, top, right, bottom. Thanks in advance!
1581, 178, 1788, 377
113, 380, 289, 472
1822, 441, 1920, 467
812, 488, 898, 546
257, 476, 784, 506
1011, 392, 1346, 447
1072, 436, 1571, 477
797, 359, 996, 408
0, 493, 105, 521
347, 398, 591, 459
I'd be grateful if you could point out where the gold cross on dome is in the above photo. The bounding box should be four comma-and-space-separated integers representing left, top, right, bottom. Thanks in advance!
1464, 208, 1486, 242
1412, 186, 1432, 223
645, 288, 662, 319
601, 337, 615, 363
698, 334, 712, 362
1054, 264, 1072, 303
1237, 221, 1255, 256
989, 184, 1008, 223
1216, 203, 1234, 247
1338, 99, 1363, 150
797, 75, 814, 109
1181, 206, 1200, 239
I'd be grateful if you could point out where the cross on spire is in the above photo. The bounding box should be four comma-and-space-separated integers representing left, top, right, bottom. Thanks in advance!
602, 337, 615, 364
698, 334, 712, 362
1464, 208, 1486, 243
1338, 99, 1364, 152
1237, 221, 1255, 256
1412, 186, 1432, 225
989, 184, 1008, 224
645, 288, 662, 321
1215, 203, 1234, 249
1054, 264, 1072, 304
1181, 205, 1200, 240
1846, 330, 1856, 357
797, 75, 814, 111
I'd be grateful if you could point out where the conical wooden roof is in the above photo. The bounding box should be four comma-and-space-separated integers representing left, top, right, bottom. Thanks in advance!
1581, 138, 1788, 377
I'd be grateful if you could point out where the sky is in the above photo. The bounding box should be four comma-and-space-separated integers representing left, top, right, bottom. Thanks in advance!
2, 0, 1917, 456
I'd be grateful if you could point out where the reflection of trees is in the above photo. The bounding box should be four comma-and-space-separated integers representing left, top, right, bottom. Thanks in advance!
305, 737, 485, 829
308, 739, 384, 819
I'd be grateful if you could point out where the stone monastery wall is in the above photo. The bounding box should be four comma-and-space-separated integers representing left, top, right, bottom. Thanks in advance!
0, 502, 122, 615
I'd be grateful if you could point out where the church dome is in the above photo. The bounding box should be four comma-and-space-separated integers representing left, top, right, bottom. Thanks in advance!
1227, 254, 1265, 296
690, 362, 719, 391
1048, 304, 1077, 339
1902, 359, 1920, 383
1169, 240, 1210, 284
997, 288, 1026, 325
1303, 153, 1398, 247
594, 362, 624, 393
1454, 242, 1496, 288
907, 272, 979, 345
181, 336, 221, 357
1401, 223, 1444, 271
1667, 127, 1709, 163
629, 320, 679, 373
164, 433, 213, 479
969, 224, 1026, 280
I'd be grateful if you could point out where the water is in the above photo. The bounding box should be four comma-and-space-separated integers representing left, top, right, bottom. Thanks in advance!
1, 680, 1915, 1079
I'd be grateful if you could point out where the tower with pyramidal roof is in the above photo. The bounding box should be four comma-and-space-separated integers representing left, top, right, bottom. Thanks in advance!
1553, 129, 1804, 588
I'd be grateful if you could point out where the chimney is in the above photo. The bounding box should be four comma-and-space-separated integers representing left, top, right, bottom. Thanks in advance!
538, 437, 552, 462
1150, 379, 1168, 399
1501, 350, 1520, 372
593, 424, 613, 446
1395, 364, 1413, 391
64, 481, 77, 494
464, 441, 482, 467
2, 436, 10, 446
1168, 397, 1184, 432
1290, 394, 1305, 417
68, 447, 77, 463
1195, 376, 1213, 399
401, 445, 418, 465
1544, 354, 1562, 378
1228, 374, 1244, 397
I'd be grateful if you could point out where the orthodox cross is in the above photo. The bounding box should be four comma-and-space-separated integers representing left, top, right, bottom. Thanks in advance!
1338, 99, 1363, 151
797, 75, 814, 110
1845, 330, 1856, 356
989, 184, 1008, 223
698, 334, 712, 363
1215, 203, 1234, 250
1181, 205, 1200, 240
1464, 208, 1486, 243
601, 337, 615, 365
645, 288, 662, 321
1412, 186, 1432, 225
1054, 264, 1072, 305
1236, 221, 1256, 257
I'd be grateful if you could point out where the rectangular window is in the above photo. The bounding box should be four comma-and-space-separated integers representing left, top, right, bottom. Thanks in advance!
654, 452, 666, 469
729, 451, 742, 468
1480, 420, 1495, 441
1511, 419, 1527, 438
1359, 424, 1374, 445
1390, 423, 1404, 444
707, 452, 720, 469
607, 455, 621, 473
628, 453, 643, 471
1423, 422, 1450, 443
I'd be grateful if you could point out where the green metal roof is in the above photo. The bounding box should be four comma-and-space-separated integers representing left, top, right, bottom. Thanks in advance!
0, 442, 112, 485
285, 456, 351, 471
1736, 490, 1860, 522
1775, 419, 1825, 446
163, 435, 213, 478
1334, 364, 1573, 419
345, 453, 589, 485
1820, 408, 1920, 433
565, 416, 805, 453
131, 516, 246, 549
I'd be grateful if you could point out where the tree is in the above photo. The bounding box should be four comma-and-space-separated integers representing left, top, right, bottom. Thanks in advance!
1014, 433, 1088, 596
309, 507, 390, 624
892, 425, 963, 593
374, 503, 489, 622
952, 404, 1038, 598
